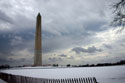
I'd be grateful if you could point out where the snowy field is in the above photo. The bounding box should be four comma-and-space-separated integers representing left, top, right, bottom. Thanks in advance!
0, 65, 125, 83
0, 79, 6, 83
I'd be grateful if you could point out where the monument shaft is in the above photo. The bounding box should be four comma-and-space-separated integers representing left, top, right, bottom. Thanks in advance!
34, 13, 42, 66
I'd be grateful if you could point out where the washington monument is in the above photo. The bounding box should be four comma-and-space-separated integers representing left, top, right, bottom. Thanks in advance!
34, 13, 42, 66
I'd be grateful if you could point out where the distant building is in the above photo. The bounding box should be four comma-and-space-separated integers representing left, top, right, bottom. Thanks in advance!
34, 13, 42, 66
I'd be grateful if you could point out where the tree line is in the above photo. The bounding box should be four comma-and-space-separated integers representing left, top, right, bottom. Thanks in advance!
53, 60, 125, 67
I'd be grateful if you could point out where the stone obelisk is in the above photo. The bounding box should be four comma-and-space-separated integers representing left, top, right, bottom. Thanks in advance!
34, 13, 42, 66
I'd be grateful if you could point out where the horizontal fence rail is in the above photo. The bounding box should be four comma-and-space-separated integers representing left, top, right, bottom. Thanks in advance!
0, 72, 98, 83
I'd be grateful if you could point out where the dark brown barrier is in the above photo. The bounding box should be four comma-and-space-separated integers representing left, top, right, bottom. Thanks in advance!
0, 72, 98, 83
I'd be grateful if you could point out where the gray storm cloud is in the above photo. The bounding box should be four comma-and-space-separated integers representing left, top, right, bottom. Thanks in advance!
72, 46, 102, 54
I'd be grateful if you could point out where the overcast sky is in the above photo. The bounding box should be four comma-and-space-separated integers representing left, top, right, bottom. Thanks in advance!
0, 0, 125, 66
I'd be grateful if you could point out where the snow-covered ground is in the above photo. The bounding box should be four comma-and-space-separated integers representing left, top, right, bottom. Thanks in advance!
0, 65, 125, 83
0, 79, 6, 83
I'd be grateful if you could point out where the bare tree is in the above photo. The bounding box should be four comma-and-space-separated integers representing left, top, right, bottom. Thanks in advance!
111, 0, 125, 32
